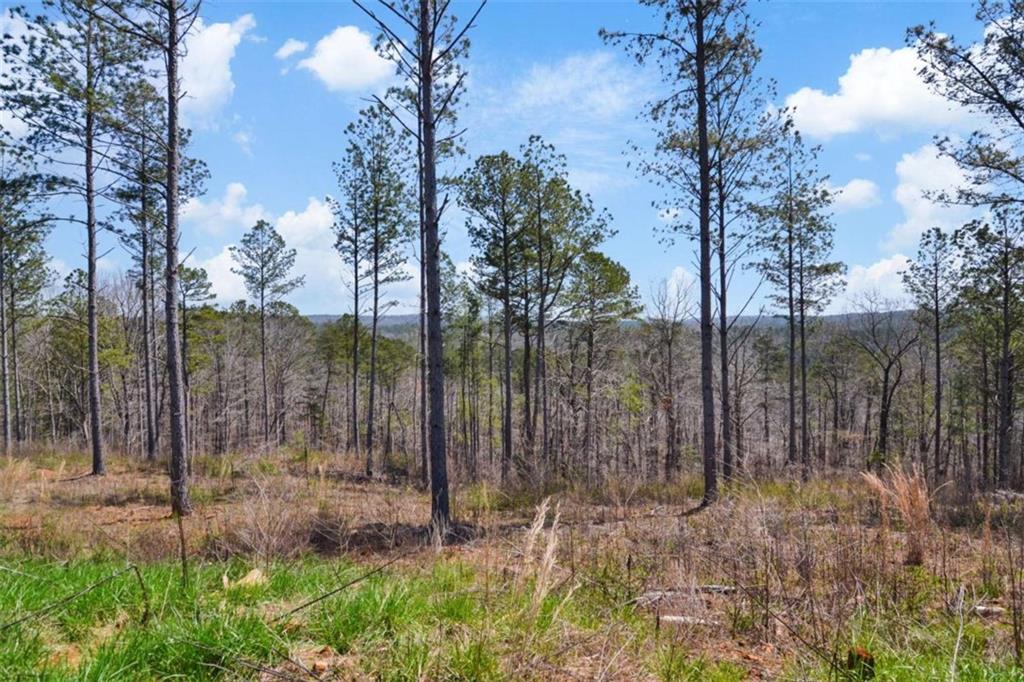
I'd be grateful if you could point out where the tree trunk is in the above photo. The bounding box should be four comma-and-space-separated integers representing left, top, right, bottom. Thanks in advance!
933, 275, 943, 478
85, 21, 104, 475
786, 216, 796, 469
665, 333, 679, 478
695, 3, 717, 503
718, 187, 731, 480
878, 369, 891, 466
366, 223, 380, 475
584, 326, 595, 485
417, 137, 428, 488
260, 291, 270, 445
501, 254, 513, 482
420, 0, 450, 527
798, 251, 810, 481
0, 233, 10, 457
998, 262, 1013, 488
166, 5, 191, 515
982, 346, 991, 488
141, 184, 157, 461
9, 278, 21, 445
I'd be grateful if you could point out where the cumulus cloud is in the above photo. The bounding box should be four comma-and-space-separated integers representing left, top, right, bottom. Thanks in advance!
466, 51, 648, 202
883, 144, 974, 252
197, 246, 248, 303
827, 178, 882, 212
181, 14, 256, 126
275, 38, 308, 60
298, 26, 393, 91
785, 46, 965, 139
3, 10, 252, 132
276, 197, 333, 248
182, 182, 268, 235
190, 193, 346, 309
830, 254, 910, 312
667, 265, 695, 296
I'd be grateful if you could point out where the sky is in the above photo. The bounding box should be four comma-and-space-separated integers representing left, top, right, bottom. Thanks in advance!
4, 0, 990, 316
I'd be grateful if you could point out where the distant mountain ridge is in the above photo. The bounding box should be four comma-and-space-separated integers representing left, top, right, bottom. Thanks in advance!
307, 314, 420, 328
304, 310, 915, 330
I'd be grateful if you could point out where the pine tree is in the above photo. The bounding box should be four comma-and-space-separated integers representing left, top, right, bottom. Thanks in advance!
520, 136, 612, 474
230, 219, 304, 446
903, 227, 957, 479
602, 0, 756, 504
564, 251, 642, 482
460, 151, 527, 481
752, 118, 844, 479
355, 0, 483, 528
332, 104, 413, 474
3, 0, 145, 475
954, 211, 1024, 488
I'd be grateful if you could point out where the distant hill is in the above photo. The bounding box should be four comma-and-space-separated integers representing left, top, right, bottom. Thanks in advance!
307, 314, 420, 328
304, 309, 915, 332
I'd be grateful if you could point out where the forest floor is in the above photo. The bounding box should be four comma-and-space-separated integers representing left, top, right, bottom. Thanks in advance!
0, 449, 1022, 680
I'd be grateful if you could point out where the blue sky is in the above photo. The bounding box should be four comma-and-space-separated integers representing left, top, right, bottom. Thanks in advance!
8, 0, 989, 315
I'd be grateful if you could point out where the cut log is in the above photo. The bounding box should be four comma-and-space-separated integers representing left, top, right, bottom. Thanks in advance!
657, 614, 719, 627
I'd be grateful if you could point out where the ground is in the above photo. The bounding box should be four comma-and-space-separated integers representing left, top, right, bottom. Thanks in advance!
0, 449, 1021, 680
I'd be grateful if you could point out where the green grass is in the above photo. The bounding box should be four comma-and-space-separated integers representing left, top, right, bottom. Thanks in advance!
649, 645, 747, 682
811, 586, 1024, 682
0, 553, 644, 680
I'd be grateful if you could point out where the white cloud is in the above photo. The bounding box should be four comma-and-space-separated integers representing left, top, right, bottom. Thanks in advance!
827, 178, 881, 212
182, 182, 268, 235
854, 152, 872, 162
191, 193, 346, 309
276, 197, 333, 248
883, 144, 974, 251
181, 14, 256, 126
831, 254, 910, 312
566, 167, 622, 195
197, 246, 248, 303
298, 26, 393, 92
512, 52, 641, 122
275, 38, 308, 60
667, 265, 695, 296
187, 187, 424, 313
785, 46, 965, 139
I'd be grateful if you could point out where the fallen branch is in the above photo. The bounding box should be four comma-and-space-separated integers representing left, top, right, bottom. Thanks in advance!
634, 585, 744, 606
657, 614, 720, 627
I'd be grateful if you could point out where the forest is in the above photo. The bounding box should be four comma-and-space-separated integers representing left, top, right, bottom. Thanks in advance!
1, 0, 1024, 679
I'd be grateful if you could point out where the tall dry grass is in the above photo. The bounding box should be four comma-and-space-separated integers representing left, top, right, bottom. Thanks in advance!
862, 465, 931, 566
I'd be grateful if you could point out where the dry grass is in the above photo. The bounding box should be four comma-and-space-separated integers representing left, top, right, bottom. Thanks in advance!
2, 451, 1023, 678
862, 465, 932, 565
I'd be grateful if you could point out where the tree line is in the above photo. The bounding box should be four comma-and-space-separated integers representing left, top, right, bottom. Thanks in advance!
1, 0, 1023, 528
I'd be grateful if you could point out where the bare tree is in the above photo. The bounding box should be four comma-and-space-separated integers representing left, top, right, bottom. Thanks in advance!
847, 293, 919, 468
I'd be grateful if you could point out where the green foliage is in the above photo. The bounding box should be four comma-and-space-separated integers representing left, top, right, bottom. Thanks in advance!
230, 219, 304, 307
